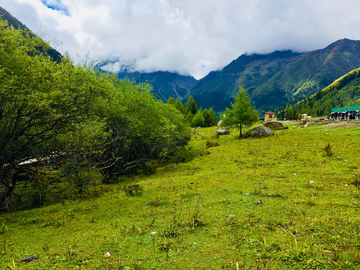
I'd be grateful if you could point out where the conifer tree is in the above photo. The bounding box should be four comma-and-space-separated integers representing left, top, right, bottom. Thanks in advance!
221, 86, 259, 138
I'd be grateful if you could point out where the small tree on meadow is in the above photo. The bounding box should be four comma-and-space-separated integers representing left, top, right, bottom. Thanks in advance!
221, 86, 259, 138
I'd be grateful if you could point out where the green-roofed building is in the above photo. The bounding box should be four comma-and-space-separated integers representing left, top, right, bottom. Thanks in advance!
331, 106, 360, 113
330, 106, 360, 120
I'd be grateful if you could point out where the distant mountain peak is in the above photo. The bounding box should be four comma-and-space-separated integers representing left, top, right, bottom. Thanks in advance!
190, 39, 360, 112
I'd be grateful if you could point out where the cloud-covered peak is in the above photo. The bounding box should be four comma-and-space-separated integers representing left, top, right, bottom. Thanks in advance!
1, 0, 360, 79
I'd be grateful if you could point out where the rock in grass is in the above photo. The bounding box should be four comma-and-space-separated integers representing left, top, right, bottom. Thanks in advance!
216, 128, 230, 135
244, 126, 273, 138
104, 252, 111, 257
226, 214, 236, 218
263, 121, 284, 130
21, 255, 39, 263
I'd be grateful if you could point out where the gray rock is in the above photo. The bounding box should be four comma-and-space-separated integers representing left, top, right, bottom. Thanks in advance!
263, 121, 284, 130
216, 128, 230, 135
244, 126, 273, 138
22, 255, 39, 263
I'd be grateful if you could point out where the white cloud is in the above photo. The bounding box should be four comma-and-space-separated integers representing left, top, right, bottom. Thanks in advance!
1, 0, 360, 79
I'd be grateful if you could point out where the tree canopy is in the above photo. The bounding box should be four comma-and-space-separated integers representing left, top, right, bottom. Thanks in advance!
221, 86, 259, 138
167, 96, 218, 127
0, 19, 191, 210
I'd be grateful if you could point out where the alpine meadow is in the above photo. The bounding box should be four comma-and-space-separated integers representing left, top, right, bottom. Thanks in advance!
1, 5, 360, 270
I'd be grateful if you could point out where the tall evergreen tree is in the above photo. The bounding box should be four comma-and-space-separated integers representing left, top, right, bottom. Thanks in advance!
221, 86, 259, 138
186, 95, 198, 115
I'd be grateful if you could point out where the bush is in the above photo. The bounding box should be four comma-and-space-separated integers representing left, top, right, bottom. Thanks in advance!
169, 147, 199, 163
322, 143, 334, 157
138, 160, 159, 175
11, 173, 51, 210
206, 139, 220, 149
124, 183, 144, 196
351, 174, 360, 192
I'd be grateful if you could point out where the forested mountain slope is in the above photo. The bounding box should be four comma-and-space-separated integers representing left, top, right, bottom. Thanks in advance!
284, 67, 360, 117
0, 6, 62, 62
116, 71, 198, 102
191, 39, 360, 113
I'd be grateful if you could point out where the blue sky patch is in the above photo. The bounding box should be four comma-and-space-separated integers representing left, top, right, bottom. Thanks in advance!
40, 0, 69, 16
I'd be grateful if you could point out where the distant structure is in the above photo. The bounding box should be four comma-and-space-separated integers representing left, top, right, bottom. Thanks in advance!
330, 106, 360, 120
264, 111, 275, 121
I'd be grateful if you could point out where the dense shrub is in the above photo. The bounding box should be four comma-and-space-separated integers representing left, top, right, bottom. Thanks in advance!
0, 19, 191, 210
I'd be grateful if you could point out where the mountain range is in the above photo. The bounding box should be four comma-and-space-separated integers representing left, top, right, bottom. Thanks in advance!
191, 39, 360, 113
2, 5, 360, 113
104, 39, 360, 114
287, 66, 360, 117
116, 71, 197, 102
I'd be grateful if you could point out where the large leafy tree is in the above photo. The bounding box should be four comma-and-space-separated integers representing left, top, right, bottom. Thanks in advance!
100, 80, 191, 182
221, 86, 259, 138
0, 22, 114, 206
0, 20, 110, 207
0, 18, 192, 208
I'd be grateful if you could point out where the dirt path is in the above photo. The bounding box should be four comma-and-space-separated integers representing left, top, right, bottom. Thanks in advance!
326, 121, 360, 129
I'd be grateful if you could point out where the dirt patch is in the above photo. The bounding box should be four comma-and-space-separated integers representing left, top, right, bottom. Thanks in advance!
278, 120, 299, 125
326, 121, 360, 130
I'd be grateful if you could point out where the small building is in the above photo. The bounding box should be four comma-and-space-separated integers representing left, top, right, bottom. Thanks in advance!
264, 111, 275, 121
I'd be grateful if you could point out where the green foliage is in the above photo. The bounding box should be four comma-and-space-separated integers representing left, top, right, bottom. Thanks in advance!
208, 108, 218, 126
322, 143, 334, 157
221, 86, 259, 138
284, 68, 360, 117
191, 111, 205, 127
167, 95, 218, 127
285, 105, 294, 119
0, 19, 108, 209
141, 160, 159, 175
169, 146, 201, 163
123, 183, 144, 197
186, 95, 198, 115
351, 174, 360, 192
202, 108, 218, 127
0, 18, 191, 209
100, 80, 191, 182
205, 139, 219, 148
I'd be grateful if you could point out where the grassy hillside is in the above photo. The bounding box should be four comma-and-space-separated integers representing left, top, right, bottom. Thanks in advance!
287, 67, 360, 117
191, 39, 360, 113
1, 123, 360, 269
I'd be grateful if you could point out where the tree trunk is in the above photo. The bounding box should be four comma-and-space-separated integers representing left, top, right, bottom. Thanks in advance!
0, 173, 16, 211
238, 123, 242, 139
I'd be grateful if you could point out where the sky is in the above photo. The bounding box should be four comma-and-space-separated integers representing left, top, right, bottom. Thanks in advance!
1, 0, 360, 79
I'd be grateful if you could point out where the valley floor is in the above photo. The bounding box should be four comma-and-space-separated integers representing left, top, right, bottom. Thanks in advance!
1, 122, 360, 269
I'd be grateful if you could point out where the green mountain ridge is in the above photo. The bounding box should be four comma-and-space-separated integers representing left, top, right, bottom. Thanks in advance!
285, 67, 360, 117
116, 71, 198, 102
5, 4, 360, 112
191, 38, 360, 113
0, 6, 62, 62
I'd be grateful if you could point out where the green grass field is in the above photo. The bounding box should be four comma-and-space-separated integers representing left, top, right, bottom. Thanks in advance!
1, 122, 360, 269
